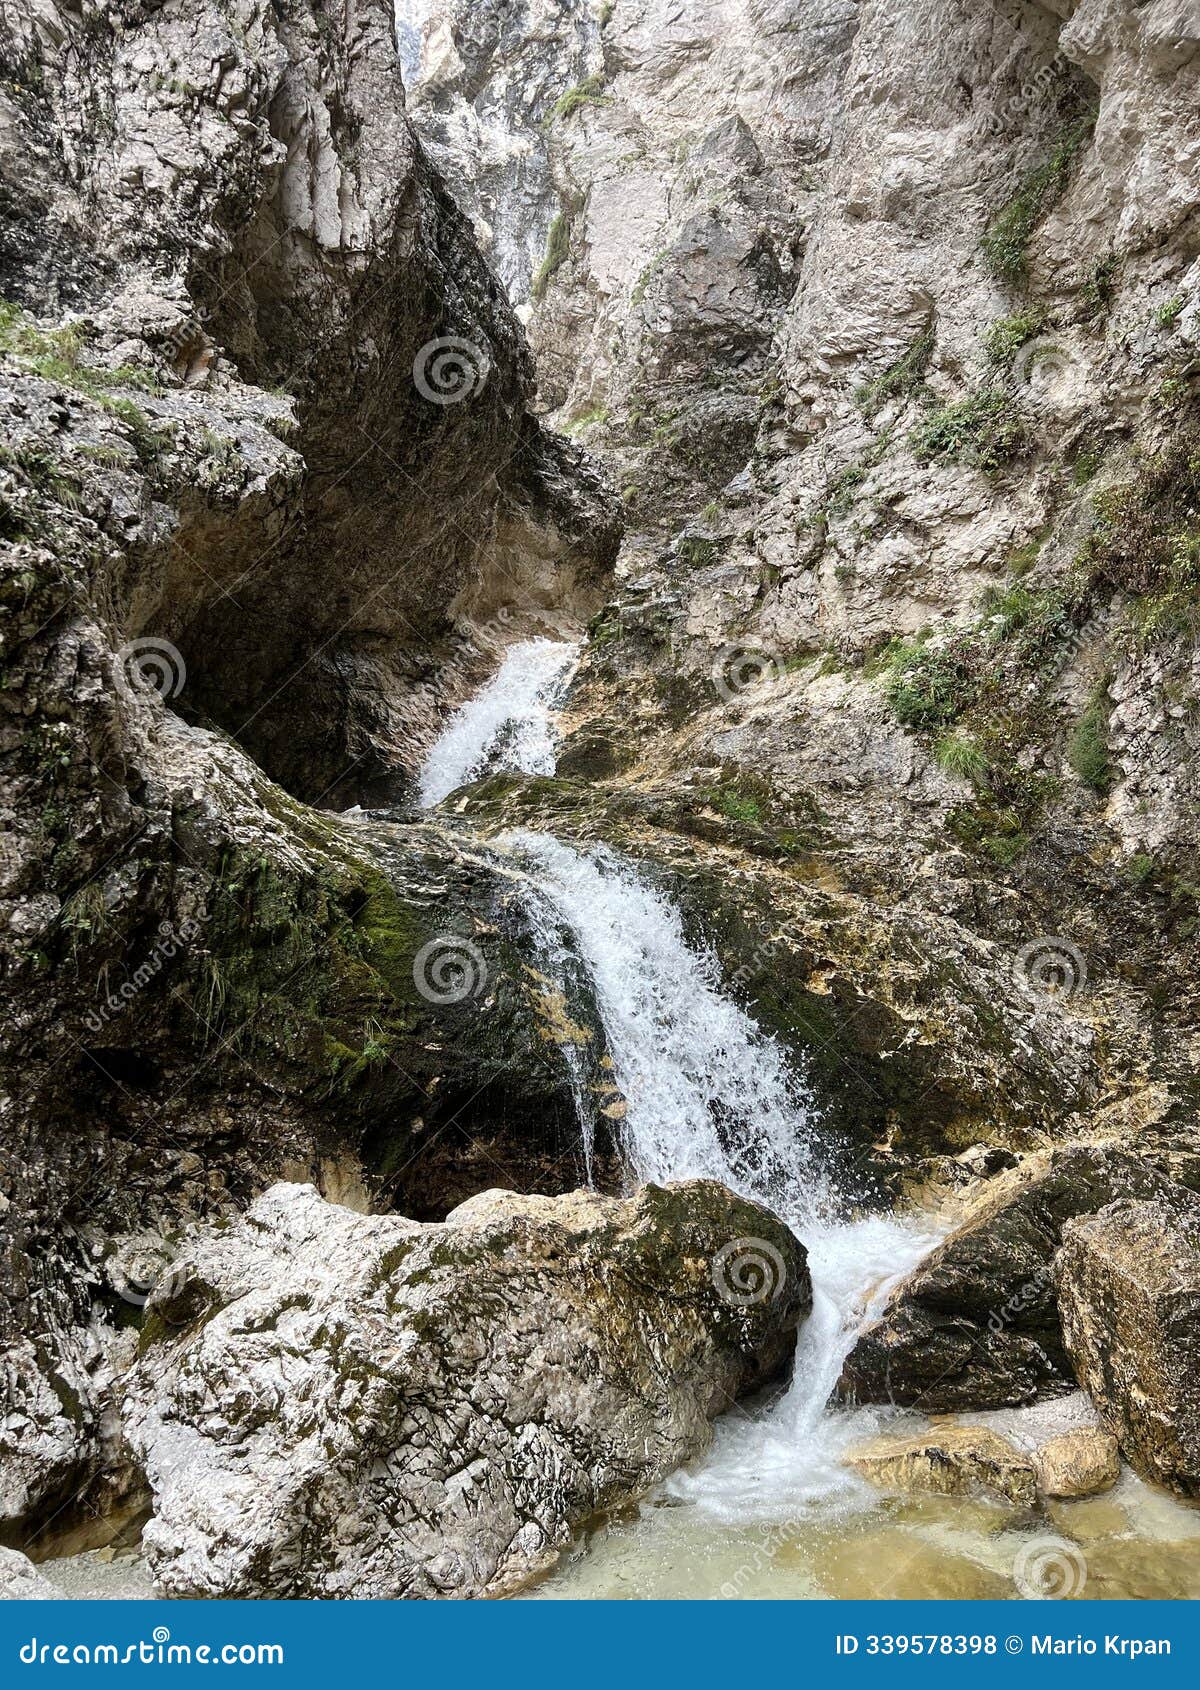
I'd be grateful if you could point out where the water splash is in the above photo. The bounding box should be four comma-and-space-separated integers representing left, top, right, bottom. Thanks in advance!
505, 830, 824, 1222
418, 639, 578, 808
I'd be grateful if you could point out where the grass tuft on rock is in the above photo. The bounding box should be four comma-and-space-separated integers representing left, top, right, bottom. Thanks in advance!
909, 388, 1025, 475
1068, 687, 1113, 792
854, 325, 935, 417
981, 113, 1095, 288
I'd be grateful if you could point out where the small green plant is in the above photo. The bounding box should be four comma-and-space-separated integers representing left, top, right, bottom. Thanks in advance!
542, 74, 609, 129
1080, 255, 1120, 321
909, 387, 1025, 475
1067, 685, 1112, 792
531, 207, 574, 300
565, 403, 608, 433
1157, 295, 1185, 330
631, 248, 668, 307
879, 637, 976, 730
677, 536, 718, 568
854, 325, 935, 416
983, 308, 1048, 367
1071, 439, 1104, 484
981, 114, 1095, 287
933, 731, 987, 783
701, 784, 763, 825
1125, 852, 1156, 886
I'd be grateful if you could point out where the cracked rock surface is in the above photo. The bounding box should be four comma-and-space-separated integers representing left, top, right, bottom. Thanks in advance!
123, 1179, 809, 1598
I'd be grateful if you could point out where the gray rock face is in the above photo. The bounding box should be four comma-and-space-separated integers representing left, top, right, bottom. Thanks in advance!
123, 1179, 809, 1598
0, 1547, 61, 1600
411, 0, 1200, 1162
1056, 1191, 1200, 1495
0, 0, 617, 1549
838, 1145, 1176, 1411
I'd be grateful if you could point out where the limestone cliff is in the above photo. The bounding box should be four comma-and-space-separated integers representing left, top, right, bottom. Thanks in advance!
403, 0, 1200, 1160
0, 0, 617, 1550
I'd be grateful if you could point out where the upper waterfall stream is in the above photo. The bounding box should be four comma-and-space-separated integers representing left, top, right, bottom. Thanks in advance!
418, 637, 579, 807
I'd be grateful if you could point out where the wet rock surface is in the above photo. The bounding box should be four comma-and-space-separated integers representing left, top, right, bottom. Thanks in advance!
847, 1425, 1040, 1508
1056, 1192, 1200, 1496
123, 1179, 809, 1599
838, 1146, 1177, 1410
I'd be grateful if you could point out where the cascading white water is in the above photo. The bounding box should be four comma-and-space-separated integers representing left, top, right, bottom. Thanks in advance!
418, 638, 579, 808
501, 828, 939, 1518
506, 831, 821, 1216
413, 652, 937, 1533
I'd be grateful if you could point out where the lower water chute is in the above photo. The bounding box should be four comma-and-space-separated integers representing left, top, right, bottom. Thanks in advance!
501, 827, 939, 1518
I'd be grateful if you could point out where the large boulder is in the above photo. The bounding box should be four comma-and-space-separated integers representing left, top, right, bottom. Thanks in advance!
1056, 1194, 1200, 1496
123, 1180, 809, 1598
838, 1146, 1173, 1411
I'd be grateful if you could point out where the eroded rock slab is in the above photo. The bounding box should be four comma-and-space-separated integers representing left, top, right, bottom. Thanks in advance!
1033, 1428, 1120, 1500
846, 1425, 1037, 1507
838, 1146, 1173, 1411
1057, 1194, 1200, 1496
124, 1180, 809, 1598
0, 1547, 61, 1600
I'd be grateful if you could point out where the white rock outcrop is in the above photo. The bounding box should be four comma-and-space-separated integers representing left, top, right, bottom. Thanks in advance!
123, 1180, 809, 1598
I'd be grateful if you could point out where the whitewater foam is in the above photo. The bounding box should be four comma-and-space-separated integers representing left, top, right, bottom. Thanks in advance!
418, 639, 578, 808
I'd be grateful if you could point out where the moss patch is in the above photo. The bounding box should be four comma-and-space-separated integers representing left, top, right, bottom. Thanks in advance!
981, 113, 1095, 288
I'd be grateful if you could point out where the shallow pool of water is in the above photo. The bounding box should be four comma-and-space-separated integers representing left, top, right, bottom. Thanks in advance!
524, 1469, 1200, 1601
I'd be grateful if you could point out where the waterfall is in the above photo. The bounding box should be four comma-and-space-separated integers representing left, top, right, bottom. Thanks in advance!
506, 830, 824, 1223
503, 827, 937, 1516
414, 644, 937, 1523
418, 638, 579, 808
